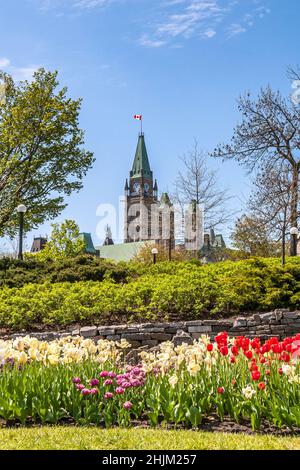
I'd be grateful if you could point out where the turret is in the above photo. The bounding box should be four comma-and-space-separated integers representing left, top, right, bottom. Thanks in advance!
153, 179, 158, 199
124, 178, 129, 196
124, 132, 157, 243
103, 225, 114, 246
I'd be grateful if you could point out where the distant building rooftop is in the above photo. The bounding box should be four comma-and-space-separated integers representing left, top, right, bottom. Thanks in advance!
31, 237, 47, 253
200, 229, 226, 262
78, 233, 98, 255
96, 241, 154, 262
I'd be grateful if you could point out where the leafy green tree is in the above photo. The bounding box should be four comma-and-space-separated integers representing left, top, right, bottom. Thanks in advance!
34, 219, 85, 261
231, 215, 279, 257
0, 68, 94, 237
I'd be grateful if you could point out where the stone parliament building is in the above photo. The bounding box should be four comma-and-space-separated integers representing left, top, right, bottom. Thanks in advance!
31, 133, 225, 261
96, 132, 177, 261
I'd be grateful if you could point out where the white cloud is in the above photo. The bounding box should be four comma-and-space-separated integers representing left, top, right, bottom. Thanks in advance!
156, 1, 224, 39
38, 0, 119, 10
162, 0, 187, 5
0, 58, 11, 68
255, 5, 271, 18
202, 28, 216, 38
138, 1, 272, 48
73, 0, 114, 8
0, 57, 40, 81
226, 23, 246, 37
139, 36, 166, 48
139, 0, 225, 48
34, 0, 271, 48
10, 66, 40, 81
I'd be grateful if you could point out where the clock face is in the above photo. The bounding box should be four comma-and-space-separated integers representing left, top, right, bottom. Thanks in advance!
144, 183, 150, 194
133, 182, 140, 194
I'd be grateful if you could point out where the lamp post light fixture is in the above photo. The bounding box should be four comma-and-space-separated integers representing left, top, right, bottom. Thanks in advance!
151, 247, 158, 264
16, 204, 27, 260
290, 227, 299, 257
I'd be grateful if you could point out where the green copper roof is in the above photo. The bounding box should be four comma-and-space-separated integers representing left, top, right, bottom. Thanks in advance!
130, 133, 152, 179
96, 241, 155, 262
214, 234, 226, 248
78, 232, 97, 254
160, 192, 172, 206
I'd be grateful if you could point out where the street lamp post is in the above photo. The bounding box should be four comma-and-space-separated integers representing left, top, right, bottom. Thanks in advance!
151, 247, 158, 265
16, 204, 27, 260
290, 227, 299, 257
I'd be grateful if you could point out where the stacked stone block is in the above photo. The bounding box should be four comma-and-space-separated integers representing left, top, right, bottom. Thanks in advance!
3, 310, 300, 345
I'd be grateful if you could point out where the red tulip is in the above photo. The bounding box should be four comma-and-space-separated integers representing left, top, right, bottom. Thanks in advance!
258, 382, 266, 391
251, 371, 261, 381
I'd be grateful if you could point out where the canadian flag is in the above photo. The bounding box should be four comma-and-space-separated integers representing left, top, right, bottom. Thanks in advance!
134, 114, 142, 120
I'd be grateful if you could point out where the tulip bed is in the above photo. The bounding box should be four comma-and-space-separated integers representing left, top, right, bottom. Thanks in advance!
0, 333, 300, 432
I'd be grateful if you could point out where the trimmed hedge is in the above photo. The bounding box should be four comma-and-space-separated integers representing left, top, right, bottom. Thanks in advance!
1, 257, 300, 330
0, 255, 130, 288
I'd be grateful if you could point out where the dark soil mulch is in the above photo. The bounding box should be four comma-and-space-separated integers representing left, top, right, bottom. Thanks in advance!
1, 414, 299, 436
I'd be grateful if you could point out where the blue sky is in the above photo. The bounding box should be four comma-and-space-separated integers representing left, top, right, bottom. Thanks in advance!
0, 0, 299, 248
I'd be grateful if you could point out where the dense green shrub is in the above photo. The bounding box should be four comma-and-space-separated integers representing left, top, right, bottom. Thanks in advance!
0, 255, 130, 288
0, 257, 300, 330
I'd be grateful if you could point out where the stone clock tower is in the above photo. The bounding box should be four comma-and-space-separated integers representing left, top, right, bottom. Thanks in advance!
124, 133, 158, 243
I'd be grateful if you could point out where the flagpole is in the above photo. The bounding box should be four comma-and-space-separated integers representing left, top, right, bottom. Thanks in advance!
141, 116, 143, 135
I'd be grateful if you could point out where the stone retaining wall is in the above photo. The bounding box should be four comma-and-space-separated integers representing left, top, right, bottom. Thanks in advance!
2, 309, 300, 347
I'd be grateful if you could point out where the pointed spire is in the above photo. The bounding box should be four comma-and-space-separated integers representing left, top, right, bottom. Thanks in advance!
124, 179, 129, 191
105, 224, 113, 240
103, 225, 114, 246
130, 133, 152, 179
153, 179, 158, 199
160, 192, 172, 206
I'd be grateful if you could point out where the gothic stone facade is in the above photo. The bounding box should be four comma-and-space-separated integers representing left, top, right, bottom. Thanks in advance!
124, 133, 174, 249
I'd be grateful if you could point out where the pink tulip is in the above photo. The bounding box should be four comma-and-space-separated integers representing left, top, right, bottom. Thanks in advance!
90, 378, 99, 386
104, 379, 113, 386
76, 384, 85, 391
123, 401, 133, 410
99, 371, 109, 378
122, 382, 132, 389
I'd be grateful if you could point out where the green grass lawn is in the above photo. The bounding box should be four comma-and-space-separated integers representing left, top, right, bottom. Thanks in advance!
0, 428, 299, 450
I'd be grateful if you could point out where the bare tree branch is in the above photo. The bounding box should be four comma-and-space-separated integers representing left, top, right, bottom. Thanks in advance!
173, 140, 233, 231
211, 69, 300, 255
247, 163, 293, 264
